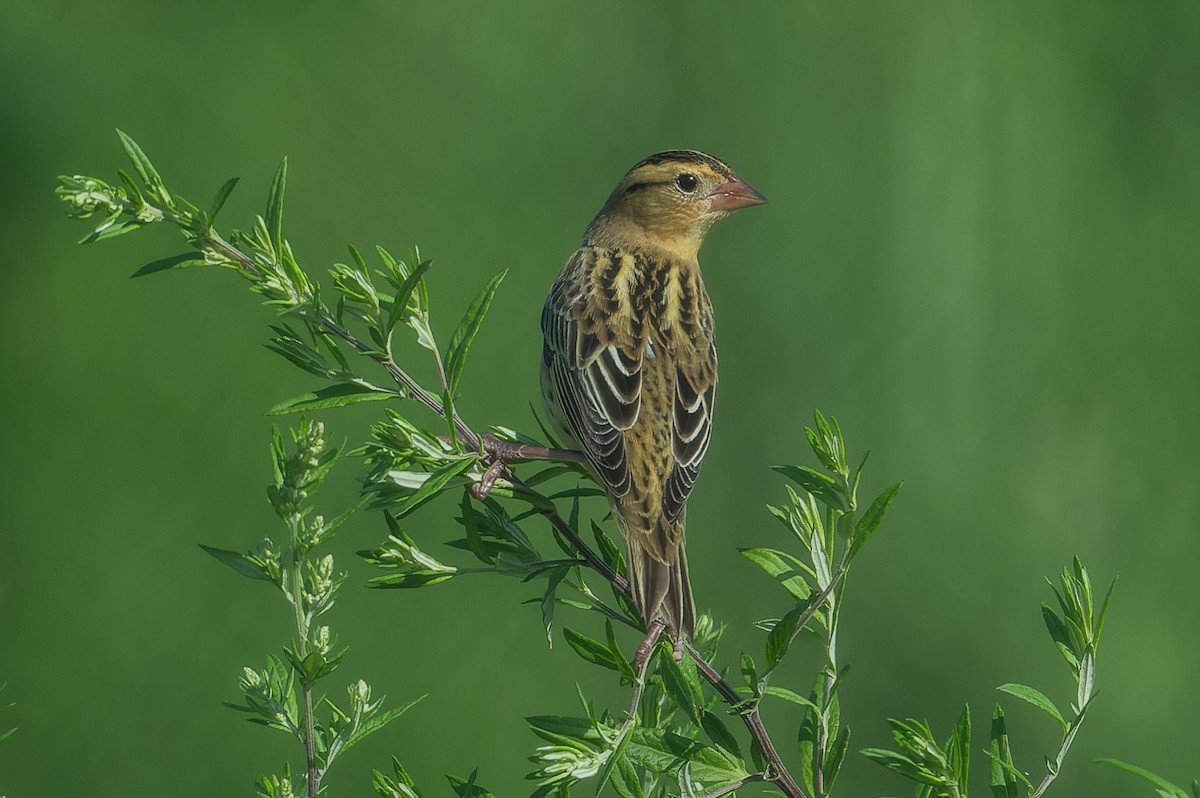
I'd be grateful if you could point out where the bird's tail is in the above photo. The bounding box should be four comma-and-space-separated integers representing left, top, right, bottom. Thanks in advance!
621, 513, 696, 638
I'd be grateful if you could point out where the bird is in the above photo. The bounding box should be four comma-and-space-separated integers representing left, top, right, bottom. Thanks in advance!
539, 150, 767, 653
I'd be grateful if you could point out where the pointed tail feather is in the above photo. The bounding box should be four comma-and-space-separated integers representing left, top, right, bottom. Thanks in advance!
661, 543, 696, 637
621, 514, 696, 637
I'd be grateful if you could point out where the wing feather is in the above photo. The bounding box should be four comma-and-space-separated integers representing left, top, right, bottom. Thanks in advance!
663, 330, 717, 523
541, 248, 644, 497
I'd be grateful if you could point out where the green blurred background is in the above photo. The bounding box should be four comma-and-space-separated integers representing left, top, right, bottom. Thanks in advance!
2, 2, 1197, 795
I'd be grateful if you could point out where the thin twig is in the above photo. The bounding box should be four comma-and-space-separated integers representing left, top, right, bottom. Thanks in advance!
686, 642, 809, 798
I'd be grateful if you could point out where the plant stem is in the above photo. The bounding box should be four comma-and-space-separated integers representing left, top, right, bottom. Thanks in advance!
687, 642, 808, 798
288, 529, 319, 798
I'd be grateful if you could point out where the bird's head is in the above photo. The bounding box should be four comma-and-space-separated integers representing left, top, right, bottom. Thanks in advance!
586, 150, 767, 258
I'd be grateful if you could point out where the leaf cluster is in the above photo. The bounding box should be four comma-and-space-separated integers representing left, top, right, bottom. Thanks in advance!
862, 559, 1117, 798
203, 420, 420, 797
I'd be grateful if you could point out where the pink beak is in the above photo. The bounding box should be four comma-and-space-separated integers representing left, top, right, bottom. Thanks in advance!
708, 172, 768, 211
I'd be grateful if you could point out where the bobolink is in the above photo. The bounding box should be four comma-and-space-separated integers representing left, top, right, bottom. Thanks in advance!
540, 150, 766, 646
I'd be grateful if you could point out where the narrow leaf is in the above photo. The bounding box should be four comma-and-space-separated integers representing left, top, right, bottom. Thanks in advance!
765, 596, 816, 669
207, 176, 239, 224
199, 544, 271, 582
771, 464, 847, 511
950, 704, 971, 796
460, 493, 494, 565
1095, 759, 1189, 798
387, 259, 433, 336
444, 270, 507, 395
344, 695, 425, 753
446, 772, 497, 798
267, 383, 396, 415
388, 457, 476, 518
562, 627, 618, 671
609, 753, 646, 798
116, 129, 168, 202
539, 566, 569, 647
852, 481, 902, 556
997, 683, 1067, 731
738, 547, 812, 600
265, 157, 287, 258
988, 704, 1021, 798
761, 685, 819, 712
131, 252, 208, 278
700, 710, 742, 759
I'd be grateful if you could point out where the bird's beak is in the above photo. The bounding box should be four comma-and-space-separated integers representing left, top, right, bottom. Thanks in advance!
708, 173, 768, 211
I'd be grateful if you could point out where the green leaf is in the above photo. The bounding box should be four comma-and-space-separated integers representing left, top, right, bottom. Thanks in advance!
860, 747, 932, 783
387, 258, 433, 336
81, 214, 147, 244
199, 544, 272, 582
1095, 759, 1190, 798
738, 547, 812, 600
765, 596, 816, 670
686, 742, 751, 785
563, 627, 619, 671
948, 704, 971, 797
988, 704, 1022, 798
591, 520, 625, 574
619, 727, 748, 784
459, 493, 494, 565
444, 270, 507, 395
825, 726, 851, 791
761, 685, 819, 712
659, 650, 703, 722
606, 620, 638, 684
131, 252, 209, 278
771, 464, 847, 511
409, 311, 438, 353
343, 695, 425, 753
739, 652, 758, 691
385, 457, 477, 518
609, 753, 646, 798
526, 714, 596, 742
368, 570, 456, 589
700, 711, 741, 760
265, 157, 287, 259
851, 481, 902, 557
207, 176, 239, 224
446, 771, 497, 798
1041, 602, 1079, 670
116, 129, 169, 203
596, 723, 636, 798
540, 565, 569, 648
996, 683, 1067, 731
267, 383, 397, 415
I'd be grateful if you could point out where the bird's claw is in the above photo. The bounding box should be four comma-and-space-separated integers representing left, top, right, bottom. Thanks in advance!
470, 434, 516, 501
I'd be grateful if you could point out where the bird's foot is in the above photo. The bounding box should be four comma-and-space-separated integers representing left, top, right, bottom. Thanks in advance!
469, 432, 588, 501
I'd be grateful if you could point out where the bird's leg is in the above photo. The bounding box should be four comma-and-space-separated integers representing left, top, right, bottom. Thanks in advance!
632, 617, 667, 671
480, 431, 588, 463
469, 432, 589, 501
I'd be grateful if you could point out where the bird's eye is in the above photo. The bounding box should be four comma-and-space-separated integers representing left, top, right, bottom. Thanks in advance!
675, 173, 699, 193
